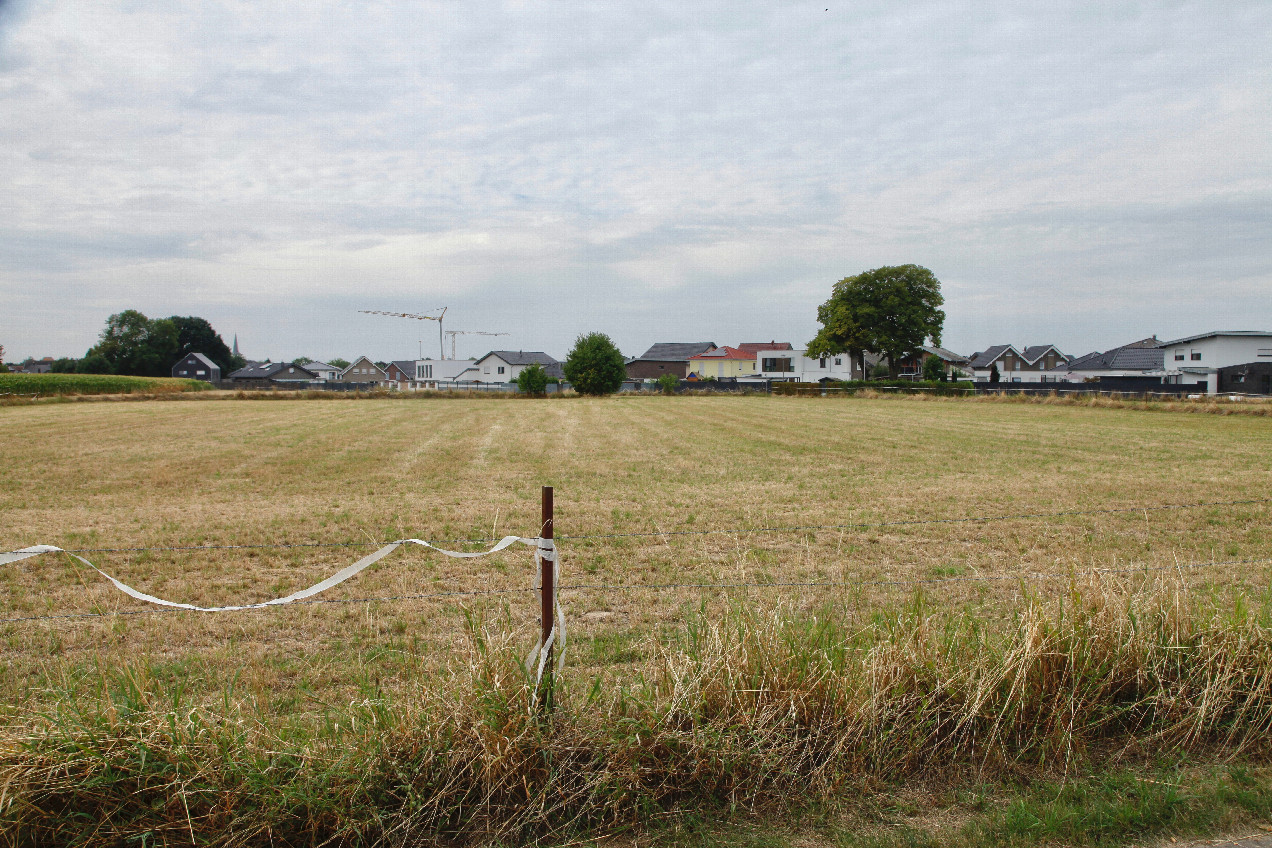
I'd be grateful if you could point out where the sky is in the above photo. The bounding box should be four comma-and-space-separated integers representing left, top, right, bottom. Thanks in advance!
1, 0, 1269, 364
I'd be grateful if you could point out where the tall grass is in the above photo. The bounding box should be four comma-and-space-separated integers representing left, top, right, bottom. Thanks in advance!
4, 576, 1272, 846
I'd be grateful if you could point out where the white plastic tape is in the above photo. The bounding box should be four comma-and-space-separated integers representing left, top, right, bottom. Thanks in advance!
0, 537, 538, 612
525, 537, 567, 701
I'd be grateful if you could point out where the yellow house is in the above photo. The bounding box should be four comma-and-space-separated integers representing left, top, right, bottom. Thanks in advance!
686, 346, 757, 380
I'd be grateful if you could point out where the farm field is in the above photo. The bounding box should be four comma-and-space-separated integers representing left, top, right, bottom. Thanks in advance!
3, 394, 1270, 699
2, 394, 1271, 844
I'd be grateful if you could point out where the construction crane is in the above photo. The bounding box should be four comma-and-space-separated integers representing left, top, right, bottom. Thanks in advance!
358, 308, 447, 358
444, 330, 509, 360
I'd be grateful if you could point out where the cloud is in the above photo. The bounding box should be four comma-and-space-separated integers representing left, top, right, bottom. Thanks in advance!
1, 1, 1269, 361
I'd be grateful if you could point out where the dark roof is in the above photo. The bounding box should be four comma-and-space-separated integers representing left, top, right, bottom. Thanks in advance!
920, 345, 969, 364
1021, 345, 1067, 364
968, 345, 1015, 368
635, 342, 717, 361
390, 360, 416, 376
1053, 337, 1163, 372
228, 362, 317, 380
737, 341, 792, 353
477, 350, 560, 366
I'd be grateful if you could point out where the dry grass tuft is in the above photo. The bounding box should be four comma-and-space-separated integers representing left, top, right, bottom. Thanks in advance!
5, 576, 1272, 845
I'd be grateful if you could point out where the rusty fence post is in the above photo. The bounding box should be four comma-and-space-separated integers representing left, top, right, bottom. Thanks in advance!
539, 485, 555, 711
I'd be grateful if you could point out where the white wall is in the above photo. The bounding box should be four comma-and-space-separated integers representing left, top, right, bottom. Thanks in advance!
755, 349, 855, 381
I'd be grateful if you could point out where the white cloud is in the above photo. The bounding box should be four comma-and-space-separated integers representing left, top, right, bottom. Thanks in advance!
1, 0, 1269, 362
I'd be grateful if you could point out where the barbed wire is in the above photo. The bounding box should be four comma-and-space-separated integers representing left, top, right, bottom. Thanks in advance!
555, 557, 1272, 594
5, 496, 1267, 556
0, 586, 535, 624
3, 557, 1268, 625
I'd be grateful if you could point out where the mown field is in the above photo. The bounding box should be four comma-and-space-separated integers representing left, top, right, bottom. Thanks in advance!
1, 394, 1270, 845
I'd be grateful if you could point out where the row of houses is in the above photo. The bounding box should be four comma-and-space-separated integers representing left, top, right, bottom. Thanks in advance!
173, 350, 565, 390
170, 329, 1272, 395
966, 331, 1272, 394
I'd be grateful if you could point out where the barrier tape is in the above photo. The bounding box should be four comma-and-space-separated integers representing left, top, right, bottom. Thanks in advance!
0, 536, 539, 612
525, 538, 566, 702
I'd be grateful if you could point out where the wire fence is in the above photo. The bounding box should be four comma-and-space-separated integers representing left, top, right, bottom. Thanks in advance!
8, 496, 1268, 555
2, 488, 1269, 627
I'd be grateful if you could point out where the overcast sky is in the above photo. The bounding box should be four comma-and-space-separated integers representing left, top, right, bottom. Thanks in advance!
1, 0, 1268, 363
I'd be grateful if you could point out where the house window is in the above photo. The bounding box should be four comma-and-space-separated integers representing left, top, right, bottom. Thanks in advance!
1191, 352, 1201, 361
834, 358, 842, 365
288, 368, 294, 374
1014, 361, 1021, 370
179, 370, 187, 375
1257, 349, 1272, 358
819, 358, 826, 368
1174, 351, 1185, 361
483, 368, 490, 374
196, 370, 205, 376
497, 366, 505, 374
762, 357, 793, 372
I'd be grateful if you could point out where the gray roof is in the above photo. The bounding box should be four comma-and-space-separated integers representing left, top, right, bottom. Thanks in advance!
302, 360, 338, 372
920, 345, 969, 364
390, 360, 416, 376
635, 342, 717, 361
476, 350, 560, 366
228, 361, 317, 380
1053, 337, 1163, 372
182, 352, 220, 371
1157, 330, 1272, 347
1021, 345, 1067, 364
339, 357, 387, 379
968, 345, 1015, 368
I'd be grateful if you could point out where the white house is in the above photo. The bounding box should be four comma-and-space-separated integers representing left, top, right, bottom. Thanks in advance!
754, 348, 855, 382
301, 360, 340, 381
471, 351, 562, 383
968, 345, 1069, 383
1155, 331, 1272, 393
413, 358, 480, 389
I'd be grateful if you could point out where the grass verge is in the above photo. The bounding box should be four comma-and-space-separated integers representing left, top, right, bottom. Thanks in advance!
4, 575, 1272, 846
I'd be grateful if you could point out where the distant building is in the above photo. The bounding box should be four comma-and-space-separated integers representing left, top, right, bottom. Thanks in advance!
171, 352, 221, 384
1041, 337, 1164, 383
472, 351, 562, 383
226, 361, 318, 388
1156, 331, 1272, 394
968, 345, 1070, 382
626, 342, 717, 380
754, 348, 855, 382
413, 358, 480, 389
686, 346, 757, 380
301, 361, 340, 381
334, 356, 388, 386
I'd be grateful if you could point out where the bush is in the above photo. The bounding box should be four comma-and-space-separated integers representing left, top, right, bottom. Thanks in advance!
562, 332, 625, 396
922, 354, 946, 382
657, 373, 679, 395
514, 363, 549, 396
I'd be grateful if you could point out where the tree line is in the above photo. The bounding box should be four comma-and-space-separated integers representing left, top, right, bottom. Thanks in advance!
51, 311, 245, 377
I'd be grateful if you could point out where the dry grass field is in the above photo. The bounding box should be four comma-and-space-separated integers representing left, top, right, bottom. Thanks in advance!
2, 393, 1271, 845
2, 393, 1269, 712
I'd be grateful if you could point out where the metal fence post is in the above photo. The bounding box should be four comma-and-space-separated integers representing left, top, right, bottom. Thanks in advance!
539, 485, 555, 711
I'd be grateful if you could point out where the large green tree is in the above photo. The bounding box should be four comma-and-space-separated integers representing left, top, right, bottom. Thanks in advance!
169, 315, 243, 374
88, 310, 179, 376
807, 265, 945, 378
562, 332, 626, 396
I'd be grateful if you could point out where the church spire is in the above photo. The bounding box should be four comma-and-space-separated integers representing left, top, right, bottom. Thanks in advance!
232, 334, 240, 357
